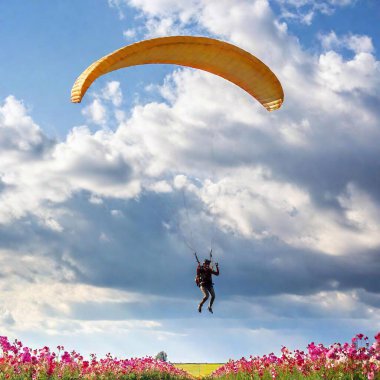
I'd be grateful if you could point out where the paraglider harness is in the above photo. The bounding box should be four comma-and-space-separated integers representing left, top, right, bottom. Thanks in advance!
194, 250, 216, 287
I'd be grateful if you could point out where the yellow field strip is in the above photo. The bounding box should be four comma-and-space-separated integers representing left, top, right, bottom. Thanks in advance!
174, 363, 224, 378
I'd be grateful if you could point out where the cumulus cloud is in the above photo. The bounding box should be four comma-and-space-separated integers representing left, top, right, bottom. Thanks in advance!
319, 31, 374, 54
0, 97, 145, 226
0, 95, 47, 154
100, 81, 123, 107
274, 0, 356, 25
316, 32, 379, 96
318, 50, 379, 93
2, 1, 380, 255
193, 169, 380, 255
0, 271, 161, 334
0, 243, 170, 335
81, 82, 124, 124
120, 61, 379, 256
118, 0, 356, 35
82, 99, 107, 125
123, 28, 137, 40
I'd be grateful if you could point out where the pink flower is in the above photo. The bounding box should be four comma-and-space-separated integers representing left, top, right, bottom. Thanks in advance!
367, 371, 375, 380
61, 351, 72, 363
371, 341, 380, 353
21, 348, 32, 363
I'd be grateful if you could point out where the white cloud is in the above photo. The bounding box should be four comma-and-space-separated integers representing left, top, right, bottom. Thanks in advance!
81, 82, 123, 123
0, 97, 143, 226
82, 99, 107, 125
318, 50, 379, 93
0, 95, 45, 152
279, 118, 311, 147
148, 180, 173, 193
111, 209, 124, 217
100, 81, 123, 107
191, 168, 380, 255
346, 34, 374, 54
235, 289, 378, 319
108, 0, 127, 19
274, 0, 356, 25
38, 211, 65, 232
123, 28, 137, 40
0, 247, 166, 331
319, 31, 374, 54
52, 126, 142, 197
337, 183, 380, 248
128, 0, 201, 20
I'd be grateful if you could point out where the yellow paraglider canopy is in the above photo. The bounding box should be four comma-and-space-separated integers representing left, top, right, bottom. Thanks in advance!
71, 36, 284, 111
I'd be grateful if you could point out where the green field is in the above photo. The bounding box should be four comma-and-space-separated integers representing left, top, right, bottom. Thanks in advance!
174, 363, 224, 377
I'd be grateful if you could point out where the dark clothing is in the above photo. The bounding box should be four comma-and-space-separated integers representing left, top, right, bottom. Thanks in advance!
200, 284, 216, 308
197, 263, 219, 311
197, 264, 219, 287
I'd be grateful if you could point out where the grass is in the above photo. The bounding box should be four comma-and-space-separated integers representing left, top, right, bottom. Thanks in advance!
174, 363, 224, 378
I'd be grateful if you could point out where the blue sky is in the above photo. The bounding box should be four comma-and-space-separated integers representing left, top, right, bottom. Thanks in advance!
0, 0, 379, 362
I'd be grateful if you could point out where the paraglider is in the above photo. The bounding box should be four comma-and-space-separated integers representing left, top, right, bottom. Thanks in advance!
71, 36, 284, 111
71, 35, 285, 314
195, 251, 220, 314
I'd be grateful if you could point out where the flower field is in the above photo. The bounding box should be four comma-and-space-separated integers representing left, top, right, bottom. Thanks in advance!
210, 333, 380, 380
0, 333, 379, 379
0, 336, 191, 380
